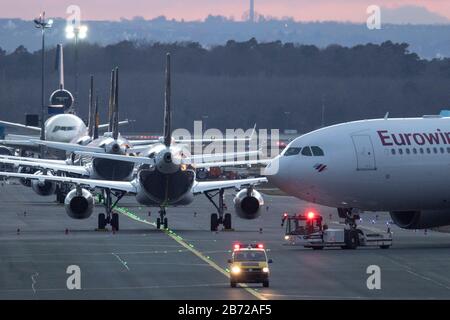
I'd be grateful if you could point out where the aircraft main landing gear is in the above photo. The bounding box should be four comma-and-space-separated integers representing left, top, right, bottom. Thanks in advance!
55, 183, 71, 204
156, 207, 168, 229
97, 189, 125, 231
205, 188, 232, 231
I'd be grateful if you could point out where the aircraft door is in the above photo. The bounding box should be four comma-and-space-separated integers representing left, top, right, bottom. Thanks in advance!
351, 135, 376, 170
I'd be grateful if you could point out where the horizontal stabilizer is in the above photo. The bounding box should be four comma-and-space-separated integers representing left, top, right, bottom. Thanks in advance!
74, 151, 155, 165
31, 140, 105, 153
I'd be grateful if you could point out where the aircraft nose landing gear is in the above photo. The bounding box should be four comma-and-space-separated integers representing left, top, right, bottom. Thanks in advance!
338, 208, 361, 249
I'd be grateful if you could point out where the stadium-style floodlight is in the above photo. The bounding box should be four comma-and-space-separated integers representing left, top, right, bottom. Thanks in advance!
65, 23, 88, 110
65, 24, 88, 39
34, 12, 53, 155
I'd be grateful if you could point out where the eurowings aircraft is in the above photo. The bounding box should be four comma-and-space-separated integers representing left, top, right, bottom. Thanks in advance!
266, 112, 450, 231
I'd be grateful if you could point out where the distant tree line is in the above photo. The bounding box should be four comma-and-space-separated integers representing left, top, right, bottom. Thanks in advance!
0, 39, 450, 133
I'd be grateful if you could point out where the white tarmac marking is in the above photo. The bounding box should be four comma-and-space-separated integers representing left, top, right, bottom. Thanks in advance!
384, 256, 450, 290
111, 253, 130, 271
0, 282, 230, 293
30, 272, 39, 294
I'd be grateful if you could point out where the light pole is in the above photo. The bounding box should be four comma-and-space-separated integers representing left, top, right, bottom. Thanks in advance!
65, 24, 87, 112
34, 12, 53, 156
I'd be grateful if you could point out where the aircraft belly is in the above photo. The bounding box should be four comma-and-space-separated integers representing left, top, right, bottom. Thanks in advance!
309, 163, 450, 211
92, 158, 134, 181
137, 169, 195, 205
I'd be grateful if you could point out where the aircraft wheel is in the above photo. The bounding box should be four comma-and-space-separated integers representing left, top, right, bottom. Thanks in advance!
224, 213, 232, 230
111, 213, 119, 231
98, 213, 107, 230
156, 218, 161, 229
163, 217, 168, 229
210, 214, 219, 231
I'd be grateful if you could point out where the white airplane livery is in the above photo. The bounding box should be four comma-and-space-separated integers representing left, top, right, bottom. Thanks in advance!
266, 114, 450, 230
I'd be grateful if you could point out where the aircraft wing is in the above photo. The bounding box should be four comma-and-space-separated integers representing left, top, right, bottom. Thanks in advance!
184, 150, 261, 164
0, 120, 41, 132
31, 140, 105, 153
0, 172, 137, 193
128, 139, 160, 146
5, 134, 40, 140
0, 155, 68, 165
98, 120, 130, 130
0, 158, 89, 176
0, 139, 40, 151
192, 177, 267, 194
193, 159, 271, 168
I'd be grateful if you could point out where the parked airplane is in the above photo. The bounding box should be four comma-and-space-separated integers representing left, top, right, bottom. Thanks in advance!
0, 54, 268, 231
0, 44, 128, 153
266, 112, 450, 232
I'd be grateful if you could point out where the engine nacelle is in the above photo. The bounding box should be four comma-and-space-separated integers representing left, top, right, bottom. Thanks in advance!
0, 146, 13, 156
64, 188, 94, 219
390, 210, 450, 229
17, 166, 39, 187
233, 188, 264, 220
31, 171, 57, 196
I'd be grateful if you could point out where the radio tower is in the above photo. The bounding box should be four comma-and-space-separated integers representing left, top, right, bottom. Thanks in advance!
249, 0, 255, 22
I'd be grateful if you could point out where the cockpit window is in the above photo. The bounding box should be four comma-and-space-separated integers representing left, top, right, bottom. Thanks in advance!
311, 146, 324, 156
52, 126, 76, 133
301, 147, 312, 156
284, 147, 301, 156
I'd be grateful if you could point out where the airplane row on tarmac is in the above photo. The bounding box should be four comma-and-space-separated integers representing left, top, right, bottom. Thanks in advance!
1, 48, 450, 234
0, 52, 267, 231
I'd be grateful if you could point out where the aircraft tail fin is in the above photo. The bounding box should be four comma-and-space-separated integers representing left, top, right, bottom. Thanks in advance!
55, 44, 64, 89
163, 53, 172, 147
108, 69, 115, 132
88, 75, 94, 138
93, 93, 99, 140
112, 67, 119, 140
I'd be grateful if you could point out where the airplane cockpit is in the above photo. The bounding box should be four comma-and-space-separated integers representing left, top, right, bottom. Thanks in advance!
282, 146, 325, 157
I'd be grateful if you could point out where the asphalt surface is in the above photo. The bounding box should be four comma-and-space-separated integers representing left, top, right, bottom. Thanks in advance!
1, 182, 450, 300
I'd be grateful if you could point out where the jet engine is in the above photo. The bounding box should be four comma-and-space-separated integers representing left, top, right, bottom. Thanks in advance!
64, 187, 94, 219
31, 171, 57, 196
0, 146, 13, 156
390, 210, 450, 229
233, 188, 264, 219
17, 166, 39, 187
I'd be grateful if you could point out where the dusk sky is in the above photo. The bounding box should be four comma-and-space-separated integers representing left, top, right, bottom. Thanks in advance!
1, 0, 450, 22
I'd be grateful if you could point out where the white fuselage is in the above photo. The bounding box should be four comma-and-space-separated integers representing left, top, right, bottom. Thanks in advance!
44, 114, 87, 143
267, 116, 450, 211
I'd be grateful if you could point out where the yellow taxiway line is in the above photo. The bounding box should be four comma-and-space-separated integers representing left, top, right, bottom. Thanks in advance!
114, 207, 267, 300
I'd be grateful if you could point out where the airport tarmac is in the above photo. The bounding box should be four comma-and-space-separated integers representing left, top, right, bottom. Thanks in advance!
1, 182, 450, 300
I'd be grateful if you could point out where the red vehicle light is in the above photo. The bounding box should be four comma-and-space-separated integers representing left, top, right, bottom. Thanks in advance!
307, 211, 315, 219
233, 244, 240, 250
257, 243, 264, 249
